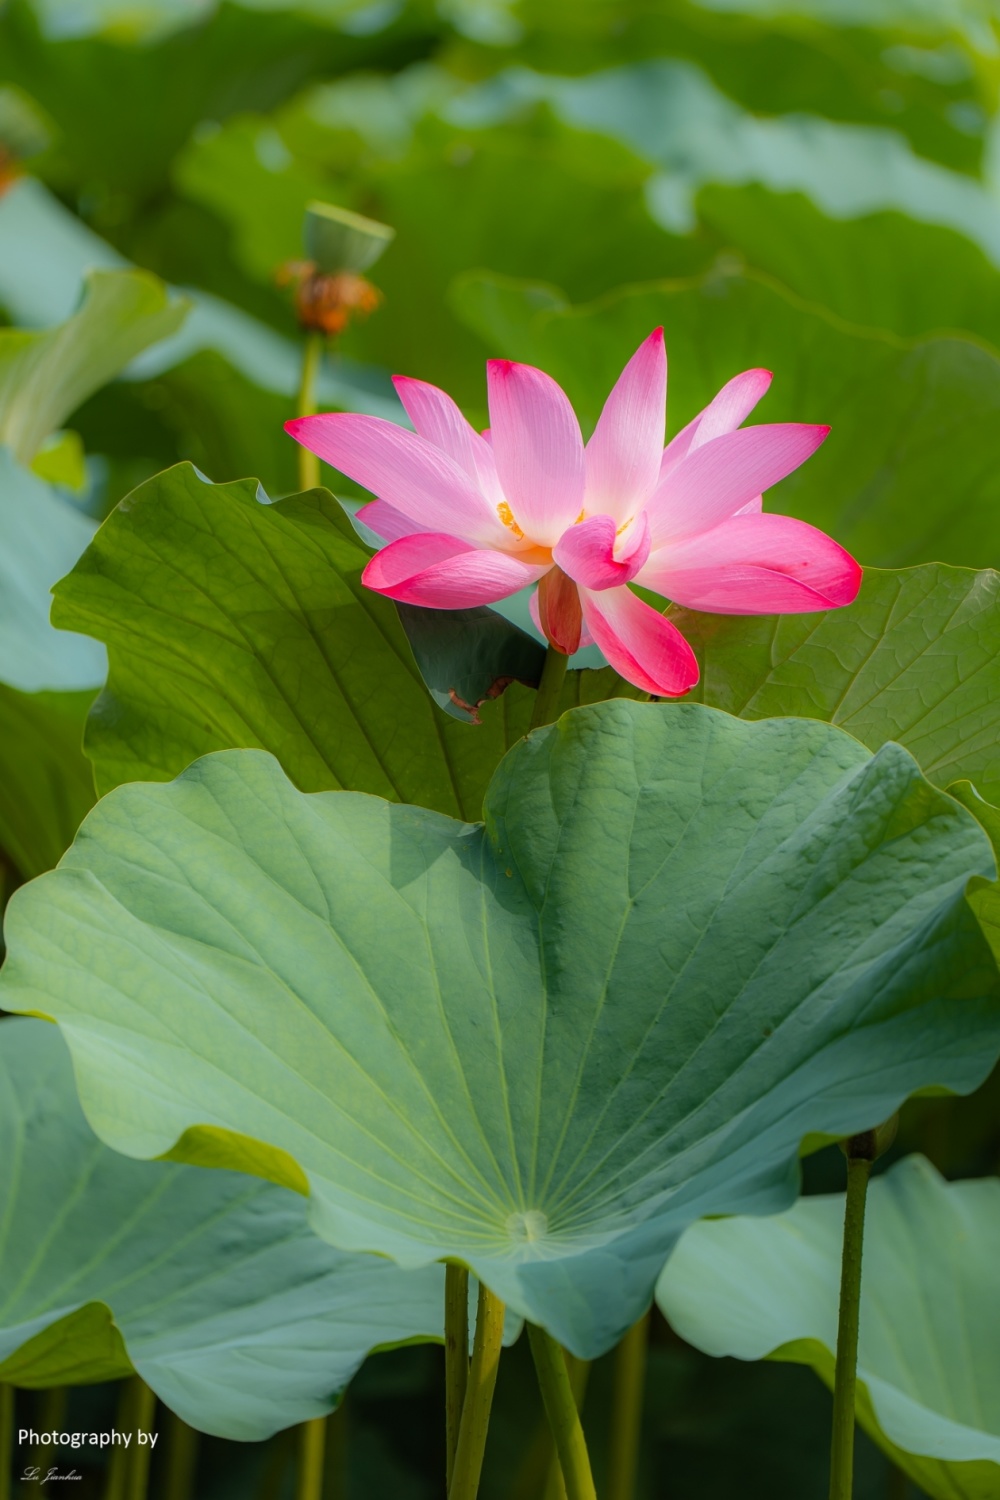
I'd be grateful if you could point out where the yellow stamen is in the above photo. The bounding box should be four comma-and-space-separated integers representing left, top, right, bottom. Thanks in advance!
497, 501, 524, 539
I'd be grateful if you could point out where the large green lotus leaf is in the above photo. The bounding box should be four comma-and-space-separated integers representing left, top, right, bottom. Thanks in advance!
50, 462, 634, 811
671, 564, 1000, 805
0, 449, 106, 693
0, 683, 95, 878
0, 1016, 450, 1440
697, 186, 1000, 349
656, 1154, 1000, 1499
3, 701, 999, 1355
453, 267, 1000, 569
0, 267, 186, 465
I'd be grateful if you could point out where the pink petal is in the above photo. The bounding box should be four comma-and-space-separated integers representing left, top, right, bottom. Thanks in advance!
529, 589, 594, 649
660, 369, 773, 481
487, 360, 585, 546
362, 532, 549, 609
553, 512, 651, 591
579, 586, 699, 697
355, 499, 432, 542
645, 423, 830, 545
640, 513, 862, 614
392, 375, 501, 501
584, 328, 666, 520
285, 414, 506, 547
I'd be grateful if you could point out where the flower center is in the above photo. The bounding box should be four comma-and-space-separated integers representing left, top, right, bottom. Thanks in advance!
497, 501, 524, 540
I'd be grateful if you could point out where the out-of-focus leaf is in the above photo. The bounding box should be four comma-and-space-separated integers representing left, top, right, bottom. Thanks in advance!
671, 565, 1000, 805
0, 1017, 449, 1440
453, 267, 1000, 569
51, 463, 635, 810
0, 683, 95, 877
0, 267, 186, 465
656, 1154, 1000, 1500
3, 704, 999, 1355
176, 81, 704, 407
449, 60, 1000, 257
29, 429, 87, 491
698, 185, 1000, 348
0, 449, 106, 692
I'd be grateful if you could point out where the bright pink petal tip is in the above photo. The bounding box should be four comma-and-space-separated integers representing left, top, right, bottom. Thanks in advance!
362, 533, 548, 609
585, 328, 667, 521
580, 586, 699, 697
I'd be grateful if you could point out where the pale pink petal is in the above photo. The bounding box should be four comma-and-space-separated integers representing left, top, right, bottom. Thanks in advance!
579, 586, 699, 697
529, 589, 594, 649
487, 360, 585, 546
584, 328, 666, 520
659, 369, 773, 481
355, 499, 433, 542
640, 513, 862, 614
285, 414, 506, 547
392, 375, 502, 502
553, 513, 651, 591
362, 533, 549, 609
645, 423, 830, 545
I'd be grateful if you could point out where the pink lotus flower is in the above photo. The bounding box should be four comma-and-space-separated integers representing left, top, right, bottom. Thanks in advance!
286, 330, 861, 696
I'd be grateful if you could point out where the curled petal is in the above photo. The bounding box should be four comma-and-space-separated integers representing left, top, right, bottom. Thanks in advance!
580, 586, 699, 697
487, 360, 585, 545
392, 375, 501, 501
285, 414, 506, 546
585, 328, 666, 520
660, 368, 773, 481
640, 513, 862, 614
362, 533, 549, 609
646, 423, 830, 545
553, 513, 651, 591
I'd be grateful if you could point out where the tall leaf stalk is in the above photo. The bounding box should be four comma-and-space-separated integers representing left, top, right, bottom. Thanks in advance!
296, 331, 323, 492
829, 1130, 879, 1500
449, 1283, 505, 1500
607, 1312, 649, 1500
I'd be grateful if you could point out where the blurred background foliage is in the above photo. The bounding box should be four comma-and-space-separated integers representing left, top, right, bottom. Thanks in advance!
2, 0, 1000, 1495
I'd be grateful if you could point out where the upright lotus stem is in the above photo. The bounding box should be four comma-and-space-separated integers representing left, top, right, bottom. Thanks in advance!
448, 1282, 505, 1500
529, 646, 569, 731
607, 1311, 649, 1500
445, 1264, 470, 1489
526, 1324, 597, 1500
162, 1409, 198, 1500
0, 1383, 13, 1500
125, 1380, 156, 1500
828, 1119, 896, 1500
542, 1353, 590, 1500
295, 1416, 326, 1500
296, 332, 323, 492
